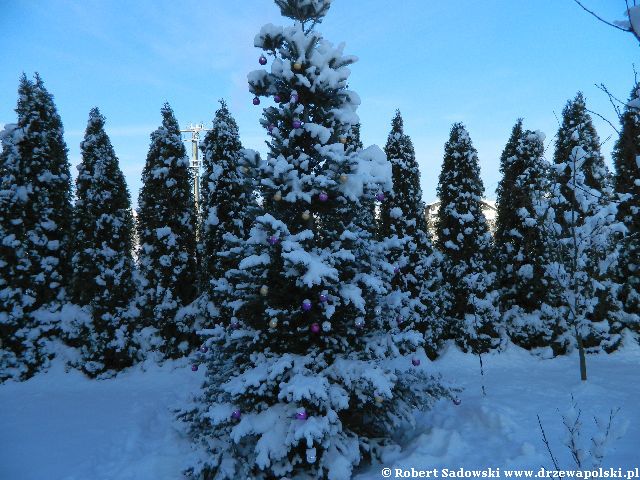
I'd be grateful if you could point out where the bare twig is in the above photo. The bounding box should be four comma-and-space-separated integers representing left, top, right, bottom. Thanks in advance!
586, 108, 620, 134
537, 414, 560, 471
573, 0, 633, 32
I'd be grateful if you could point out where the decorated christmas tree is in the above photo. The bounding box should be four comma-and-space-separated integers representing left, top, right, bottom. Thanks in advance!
435, 123, 501, 353
180, 1, 450, 478
136, 103, 197, 359
70, 107, 137, 375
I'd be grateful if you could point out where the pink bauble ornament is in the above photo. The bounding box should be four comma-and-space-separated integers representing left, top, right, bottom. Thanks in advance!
253, 97, 260, 106
295, 409, 308, 420
268, 235, 279, 245
310, 323, 320, 333
293, 120, 302, 129
274, 94, 281, 103
231, 409, 242, 420
268, 124, 275, 133
318, 192, 329, 202
191, 364, 198, 372
302, 299, 312, 311
411, 357, 421, 367
259, 55, 267, 65
319, 293, 328, 303
375, 192, 385, 202
453, 397, 462, 406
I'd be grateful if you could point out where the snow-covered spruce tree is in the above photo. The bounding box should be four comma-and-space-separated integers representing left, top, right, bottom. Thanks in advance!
494, 120, 558, 350
612, 84, 640, 334
70, 107, 137, 375
0, 74, 72, 380
435, 123, 501, 354
549, 93, 621, 356
198, 100, 257, 321
179, 2, 451, 478
379, 110, 446, 355
136, 103, 197, 359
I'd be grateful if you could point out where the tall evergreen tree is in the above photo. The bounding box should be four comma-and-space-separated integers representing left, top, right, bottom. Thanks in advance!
0, 74, 72, 380
380, 110, 445, 353
179, 2, 450, 478
137, 103, 197, 359
70, 107, 137, 375
436, 123, 500, 353
612, 84, 640, 334
198, 100, 257, 321
494, 121, 557, 349
550, 93, 619, 355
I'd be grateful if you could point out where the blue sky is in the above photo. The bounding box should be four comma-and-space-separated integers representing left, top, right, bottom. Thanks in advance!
1, 0, 637, 205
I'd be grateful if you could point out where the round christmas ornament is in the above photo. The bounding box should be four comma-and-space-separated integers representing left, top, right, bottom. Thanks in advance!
191, 364, 198, 372
290, 93, 299, 103
274, 94, 281, 103
301, 210, 311, 221
241, 166, 249, 173
269, 318, 278, 329
274, 191, 282, 201
318, 192, 329, 202
319, 293, 328, 303
375, 192, 385, 202
453, 397, 462, 406
199, 345, 208, 353
259, 55, 267, 65
310, 323, 320, 333
292, 120, 302, 129
260, 285, 269, 296
267, 235, 279, 246
339, 136, 347, 144
393, 265, 400, 274
396, 315, 404, 325
230, 317, 240, 329
268, 123, 275, 133
293, 62, 302, 71
302, 299, 312, 311
374, 306, 382, 315
339, 174, 348, 184
306, 448, 316, 464
231, 409, 242, 420
355, 317, 365, 328
295, 409, 308, 420
411, 357, 421, 367
374, 395, 384, 404
253, 96, 260, 106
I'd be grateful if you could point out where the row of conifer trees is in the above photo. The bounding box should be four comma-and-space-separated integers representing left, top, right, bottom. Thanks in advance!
0, 74, 638, 381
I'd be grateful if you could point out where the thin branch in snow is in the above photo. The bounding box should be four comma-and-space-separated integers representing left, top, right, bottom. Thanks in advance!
537, 414, 560, 471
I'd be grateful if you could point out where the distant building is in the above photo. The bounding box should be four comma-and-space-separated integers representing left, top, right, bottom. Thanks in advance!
425, 199, 497, 239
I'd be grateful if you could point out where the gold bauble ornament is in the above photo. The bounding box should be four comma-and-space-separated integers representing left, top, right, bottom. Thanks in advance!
241, 166, 249, 173
339, 137, 347, 144
374, 395, 384, 404
274, 191, 282, 202
339, 174, 348, 184
269, 319, 278, 329
260, 285, 269, 296
293, 62, 302, 71
302, 210, 311, 221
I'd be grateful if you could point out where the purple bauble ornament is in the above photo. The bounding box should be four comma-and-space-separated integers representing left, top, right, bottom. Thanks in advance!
230, 318, 240, 330
393, 266, 400, 274
318, 192, 329, 202
295, 409, 308, 420
268, 235, 279, 246
411, 357, 421, 367
200, 345, 208, 353
268, 124, 275, 133
302, 299, 312, 312
231, 409, 242, 420
259, 55, 267, 65
191, 364, 198, 372
310, 323, 320, 333
319, 293, 328, 303
453, 397, 462, 406
292, 120, 302, 129
253, 96, 260, 106
375, 192, 385, 202
274, 94, 281, 103
355, 318, 365, 329
291, 93, 299, 103
396, 315, 404, 325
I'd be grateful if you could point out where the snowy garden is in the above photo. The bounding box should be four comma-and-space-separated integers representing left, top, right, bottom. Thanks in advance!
0, 1, 638, 479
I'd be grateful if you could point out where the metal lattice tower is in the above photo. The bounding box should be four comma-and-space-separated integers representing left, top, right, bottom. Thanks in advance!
180, 123, 211, 209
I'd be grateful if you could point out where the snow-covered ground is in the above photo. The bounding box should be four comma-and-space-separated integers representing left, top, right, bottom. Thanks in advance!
1, 340, 638, 480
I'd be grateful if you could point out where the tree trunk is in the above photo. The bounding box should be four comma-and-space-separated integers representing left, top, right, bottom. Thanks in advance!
577, 334, 587, 381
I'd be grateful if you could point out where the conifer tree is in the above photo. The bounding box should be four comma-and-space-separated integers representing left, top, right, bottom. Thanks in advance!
137, 103, 197, 359
612, 84, 640, 334
380, 110, 445, 353
495, 120, 557, 349
70, 107, 137, 375
180, 3, 450, 478
0, 74, 72, 380
549, 93, 620, 356
436, 123, 500, 353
